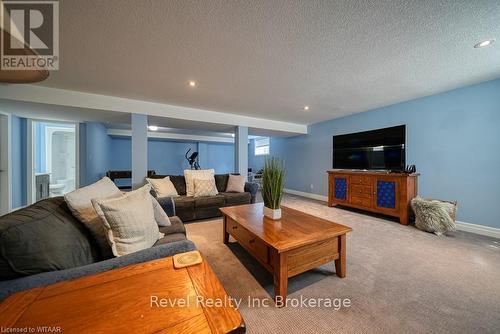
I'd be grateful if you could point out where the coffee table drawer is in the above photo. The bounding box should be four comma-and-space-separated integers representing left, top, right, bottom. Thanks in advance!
226, 218, 268, 265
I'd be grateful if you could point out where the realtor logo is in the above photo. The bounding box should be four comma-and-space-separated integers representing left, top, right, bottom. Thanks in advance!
1, 0, 59, 70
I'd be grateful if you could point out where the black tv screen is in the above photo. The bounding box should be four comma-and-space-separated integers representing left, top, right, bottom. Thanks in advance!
332, 125, 406, 171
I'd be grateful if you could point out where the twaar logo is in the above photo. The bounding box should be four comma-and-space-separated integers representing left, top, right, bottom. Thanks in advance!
1, 0, 59, 70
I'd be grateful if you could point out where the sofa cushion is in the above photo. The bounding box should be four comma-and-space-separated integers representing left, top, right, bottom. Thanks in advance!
173, 196, 196, 221
0, 197, 98, 280
153, 233, 187, 245
174, 196, 195, 211
170, 176, 187, 196
215, 174, 230, 193
221, 192, 251, 206
195, 194, 225, 209
158, 216, 186, 235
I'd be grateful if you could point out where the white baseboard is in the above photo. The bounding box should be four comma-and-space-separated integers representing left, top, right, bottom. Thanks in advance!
455, 221, 500, 239
283, 188, 328, 202
283, 188, 500, 239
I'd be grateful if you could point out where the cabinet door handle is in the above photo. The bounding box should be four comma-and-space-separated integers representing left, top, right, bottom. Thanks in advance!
232, 226, 238, 230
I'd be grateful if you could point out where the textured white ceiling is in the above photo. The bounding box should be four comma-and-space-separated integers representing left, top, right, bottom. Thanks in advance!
40, 0, 500, 125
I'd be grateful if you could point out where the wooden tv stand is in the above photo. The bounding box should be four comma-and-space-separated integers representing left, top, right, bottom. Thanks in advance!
327, 170, 419, 225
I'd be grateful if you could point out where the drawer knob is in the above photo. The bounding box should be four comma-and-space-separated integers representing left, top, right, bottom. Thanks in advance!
249, 239, 255, 244
232, 226, 238, 230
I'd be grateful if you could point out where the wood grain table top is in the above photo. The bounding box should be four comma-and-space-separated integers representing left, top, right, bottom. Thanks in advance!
0, 255, 244, 334
220, 203, 352, 253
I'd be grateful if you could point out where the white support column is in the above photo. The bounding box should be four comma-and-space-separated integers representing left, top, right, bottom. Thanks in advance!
234, 126, 248, 176
131, 114, 148, 189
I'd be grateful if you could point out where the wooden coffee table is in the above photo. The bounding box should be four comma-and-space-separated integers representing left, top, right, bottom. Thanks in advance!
0, 255, 245, 334
220, 203, 352, 305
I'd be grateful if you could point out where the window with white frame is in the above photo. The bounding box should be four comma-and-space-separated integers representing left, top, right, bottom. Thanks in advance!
254, 137, 270, 156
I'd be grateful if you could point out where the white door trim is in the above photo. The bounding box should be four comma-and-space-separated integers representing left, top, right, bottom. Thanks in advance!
75, 123, 80, 189
27, 119, 35, 205
0, 112, 12, 214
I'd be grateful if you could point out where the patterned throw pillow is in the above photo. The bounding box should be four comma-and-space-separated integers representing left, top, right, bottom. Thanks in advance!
64, 177, 123, 258
184, 169, 215, 196
226, 174, 246, 193
146, 176, 179, 197
193, 178, 219, 197
93, 184, 164, 257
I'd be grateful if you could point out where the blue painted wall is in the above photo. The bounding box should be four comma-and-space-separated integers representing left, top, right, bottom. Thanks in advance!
109, 137, 235, 176
148, 139, 198, 174
272, 78, 500, 228
83, 122, 111, 186
10, 116, 26, 208
198, 142, 235, 174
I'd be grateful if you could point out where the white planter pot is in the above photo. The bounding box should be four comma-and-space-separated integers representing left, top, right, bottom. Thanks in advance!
264, 206, 282, 220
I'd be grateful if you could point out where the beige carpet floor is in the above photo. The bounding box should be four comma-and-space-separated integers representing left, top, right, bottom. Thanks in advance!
185, 194, 500, 334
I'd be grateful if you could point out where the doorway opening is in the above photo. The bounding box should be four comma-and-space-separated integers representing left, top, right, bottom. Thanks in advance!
31, 121, 77, 202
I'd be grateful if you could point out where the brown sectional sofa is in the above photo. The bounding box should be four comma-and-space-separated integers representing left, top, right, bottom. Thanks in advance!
150, 173, 259, 222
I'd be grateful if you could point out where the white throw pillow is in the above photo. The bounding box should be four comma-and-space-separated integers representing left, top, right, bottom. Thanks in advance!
64, 177, 123, 258
146, 176, 179, 197
193, 178, 219, 197
93, 184, 164, 257
226, 174, 246, 193
94, 192, 171, 228
184, 169, 215, 196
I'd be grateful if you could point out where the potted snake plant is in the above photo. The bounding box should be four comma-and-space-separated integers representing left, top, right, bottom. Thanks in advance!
262, 157, 285, 220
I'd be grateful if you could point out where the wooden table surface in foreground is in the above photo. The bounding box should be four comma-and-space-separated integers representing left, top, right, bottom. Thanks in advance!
220, 203, 352, 306
0, 255, 244, 334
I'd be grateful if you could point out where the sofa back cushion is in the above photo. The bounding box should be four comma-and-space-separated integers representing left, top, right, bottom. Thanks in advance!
0, 197, 99, 281
215, 174, 229, 193
152, 174, 238, 195
151, 175, 186, 195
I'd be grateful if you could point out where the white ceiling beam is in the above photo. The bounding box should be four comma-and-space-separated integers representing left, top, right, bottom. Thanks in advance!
0, 85, 307, 134
107, 128, 235, 144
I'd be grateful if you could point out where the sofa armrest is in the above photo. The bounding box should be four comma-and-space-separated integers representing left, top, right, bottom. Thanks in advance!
0, 240, 195, 301
156, 196, 176, 217
245, 182, 259, 204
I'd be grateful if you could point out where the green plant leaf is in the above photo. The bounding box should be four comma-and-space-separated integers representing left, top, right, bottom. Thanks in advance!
262, 157, 285, 209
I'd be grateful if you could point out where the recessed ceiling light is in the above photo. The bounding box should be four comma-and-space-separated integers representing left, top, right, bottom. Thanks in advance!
188, 80, 196, 87
303, 106, 310, 111
474, 39, 494, 48
148, 125, 158, 131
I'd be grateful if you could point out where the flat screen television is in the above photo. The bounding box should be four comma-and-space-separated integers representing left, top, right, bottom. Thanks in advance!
332, 125, 406, 171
